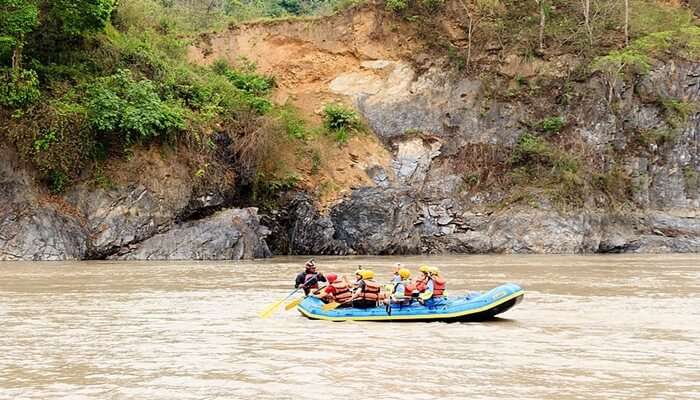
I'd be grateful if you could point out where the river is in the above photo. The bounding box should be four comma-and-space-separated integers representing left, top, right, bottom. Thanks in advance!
1, 255, 699, 399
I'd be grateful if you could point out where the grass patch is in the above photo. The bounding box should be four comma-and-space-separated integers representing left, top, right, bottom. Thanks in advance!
322, 103, 363, 144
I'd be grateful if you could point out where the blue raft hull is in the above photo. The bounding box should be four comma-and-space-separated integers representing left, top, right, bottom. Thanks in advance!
297, 283, 524, 322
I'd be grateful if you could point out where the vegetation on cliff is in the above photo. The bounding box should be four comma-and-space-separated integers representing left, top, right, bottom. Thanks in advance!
1, 0, 698, 210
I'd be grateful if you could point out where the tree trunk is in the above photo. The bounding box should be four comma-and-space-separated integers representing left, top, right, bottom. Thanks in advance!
538, 0, 546, 51
11, 45, 22, 71
582, 0, 593, 44
466, 14, 473, 72
624, 0, 629, 46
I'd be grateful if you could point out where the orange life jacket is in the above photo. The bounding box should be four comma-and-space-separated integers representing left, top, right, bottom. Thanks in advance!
357, 280, 381, 302
393, 281, 415, 297
330, 280, 352, 303
432, 277, 446, 297
415, 276, 428, 292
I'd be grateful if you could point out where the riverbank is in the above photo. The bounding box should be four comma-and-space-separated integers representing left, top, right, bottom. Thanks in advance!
1, 1, 699, 260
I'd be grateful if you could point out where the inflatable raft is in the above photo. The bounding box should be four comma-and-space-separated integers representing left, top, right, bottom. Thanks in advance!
297, 283, 524, 322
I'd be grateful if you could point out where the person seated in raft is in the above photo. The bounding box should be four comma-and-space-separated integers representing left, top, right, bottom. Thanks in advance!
294, 259, 326, 296
312, 273, 352, 307
384, 268, 415, 307
417, 266, 447, 306
390, 264, 403, 284
349, 270, 382, 309
414, 265, 431, 295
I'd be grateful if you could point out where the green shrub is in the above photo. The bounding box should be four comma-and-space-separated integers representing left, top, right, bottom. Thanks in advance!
538, 116, 565, 134
85, 68, 184, 144
684, 166, 699, 193
47, 169, 69, 194
386, 0, 408, 12
659, 98, 697, 129
276, 106, 307, 139
213, 60, 276, 114
637, 128, 678, 147
511, 133, 552, 166
0, 68, 40, 107
323, 103, 361, 132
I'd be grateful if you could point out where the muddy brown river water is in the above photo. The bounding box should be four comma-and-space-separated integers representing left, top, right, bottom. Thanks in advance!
1, 255, 699, 399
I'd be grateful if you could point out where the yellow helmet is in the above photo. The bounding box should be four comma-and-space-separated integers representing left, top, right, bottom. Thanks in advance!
360, 270, 375, 280
399, 268, 411, 279
354, 269, 363, 277
419, 265, 430, 273
428, 266, 440, 276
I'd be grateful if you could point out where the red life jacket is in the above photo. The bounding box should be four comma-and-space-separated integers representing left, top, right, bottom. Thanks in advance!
304, 273, 319, 289
394, 281, 415, 297
404, 283, 415, 296
330, 280, 352, 303
357, 280, 381, 302
415, 276, 428, 292
432, 277, 446, 297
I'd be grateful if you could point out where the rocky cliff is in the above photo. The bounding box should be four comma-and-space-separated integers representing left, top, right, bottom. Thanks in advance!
191, 1, 699, 255
0, 145, 271, 261
1, 1, 699, 260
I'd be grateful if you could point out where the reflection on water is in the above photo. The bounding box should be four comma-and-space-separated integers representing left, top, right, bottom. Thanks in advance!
1, 254, 699, 399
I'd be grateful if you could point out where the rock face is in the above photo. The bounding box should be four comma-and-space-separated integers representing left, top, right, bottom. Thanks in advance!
2, 54, 699, 259
113, 208, 271, 260
0, 145, 271, 261
274, 58, 699, 256
0, 145, 88, 261
283, 198, 699, 255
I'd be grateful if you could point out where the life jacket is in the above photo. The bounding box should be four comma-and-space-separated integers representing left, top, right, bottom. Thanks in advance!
330, 280, 352, 303
393, 281, 415, 297
304, 273, 319, 289
415, 275, 428, 292
432, 277, 446, 297
357, 280, 381, 302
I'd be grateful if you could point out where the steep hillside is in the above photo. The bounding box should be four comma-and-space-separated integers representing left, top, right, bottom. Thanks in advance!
190, 0, 700, 254
1, 0, 699, 260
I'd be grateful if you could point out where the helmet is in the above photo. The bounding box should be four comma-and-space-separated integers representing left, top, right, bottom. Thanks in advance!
305, 260, 316, 269
326, 273, 337, 283
360, 270, 375, 280
399, 268, 411, 279
428, 266, 440, 276
354, 269, 363, 277
419, 265, 430, 273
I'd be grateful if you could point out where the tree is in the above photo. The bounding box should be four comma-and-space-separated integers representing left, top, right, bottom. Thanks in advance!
534, 0, 546, 51
458, 0, 484, 73
624, 0, 629, 46
40, 0, 115, 36
0, 0, 38, 70
581, 0, 592, 45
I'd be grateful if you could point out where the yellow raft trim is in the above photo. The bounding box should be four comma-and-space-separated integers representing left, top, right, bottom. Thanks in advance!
298, 290, 525, 321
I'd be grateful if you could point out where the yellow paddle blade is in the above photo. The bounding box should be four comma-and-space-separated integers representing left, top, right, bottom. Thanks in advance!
285, 298, 303, 310
322, 302, 341, 311
258, 298, 285, 318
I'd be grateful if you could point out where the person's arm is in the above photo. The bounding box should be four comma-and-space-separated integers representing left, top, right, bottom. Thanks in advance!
420, 279, 434, 300
294, 273, 304, 288
311, 286, 333, 299
351, 281, 366, 299
392, 283, 407, 300
317, 273, 327, 283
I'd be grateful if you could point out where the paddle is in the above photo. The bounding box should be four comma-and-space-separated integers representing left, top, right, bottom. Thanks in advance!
285, 285, 327, 310
258, 288, 301, 318
322, 300, 346, 311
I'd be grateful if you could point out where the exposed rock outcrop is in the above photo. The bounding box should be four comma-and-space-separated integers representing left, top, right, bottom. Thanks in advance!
0, 145, 88, 261
0, 145, 271, 261
112, 208, 271, 260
